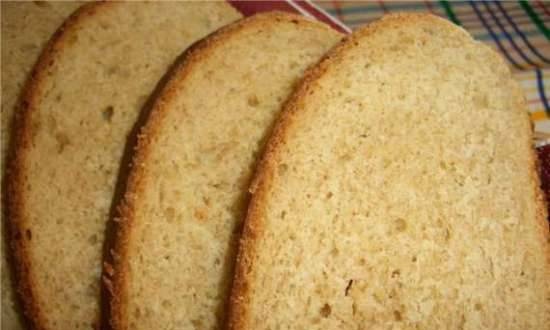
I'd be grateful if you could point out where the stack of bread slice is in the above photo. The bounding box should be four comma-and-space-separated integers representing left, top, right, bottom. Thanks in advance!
3, 2, 241, 329
3, 2, 548, 330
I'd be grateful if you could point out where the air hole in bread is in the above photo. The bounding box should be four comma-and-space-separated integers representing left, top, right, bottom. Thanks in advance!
247, 94, 259, 107
55, 132, 70, 153
102, 105, 114, 122
88, 234, 97, 245
31, 117, 42, 139
26, 229, 32, 240
422, 27, 435, 35
46, 115, 57, 132
473, 92, 489, 109
320, 303, 331, 317
164, 207, 175, 223
161, 300, 171, 309
194, 208, 207, 221
444, 228, 451, 241
67, 33, 78, 46
106, 66, 118, 76
345, 280, 353, 296
393, 310, 402, 321
394, 218, 407, 232
339, 153, 352, 162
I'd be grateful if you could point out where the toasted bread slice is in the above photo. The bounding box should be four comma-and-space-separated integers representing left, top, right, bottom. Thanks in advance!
1, 2, 83, 329
229, 13, 550, 329
105, 12, 341, 330
6, 2, 241, 328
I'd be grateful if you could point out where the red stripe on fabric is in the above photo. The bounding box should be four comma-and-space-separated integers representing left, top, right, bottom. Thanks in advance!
377, 0, 389, 13
423, 0, 436, 14
294, 0, 350, 33
227, 0, 299, 16
535, 0, 550, 17
331, 0, 345, 21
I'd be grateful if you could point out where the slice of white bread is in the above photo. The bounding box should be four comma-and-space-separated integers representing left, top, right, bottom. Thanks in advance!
105, 12, 341, 330
1, 2, 83, 329
229, 13, 550, 329
5, 2, 241, 329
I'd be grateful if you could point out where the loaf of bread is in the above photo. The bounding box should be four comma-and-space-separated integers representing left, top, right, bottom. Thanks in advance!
5, 2, 241, 329
105, 12, 341, 330
1, 2, 83, 329
229, 13, 550, 329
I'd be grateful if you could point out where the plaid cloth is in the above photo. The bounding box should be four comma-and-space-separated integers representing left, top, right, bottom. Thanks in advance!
230, 0, 550, 219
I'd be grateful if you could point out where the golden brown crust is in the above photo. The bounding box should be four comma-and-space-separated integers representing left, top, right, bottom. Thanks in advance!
226, 13, 550, 329
103, 11, 336, 330
5, 2, 115, 329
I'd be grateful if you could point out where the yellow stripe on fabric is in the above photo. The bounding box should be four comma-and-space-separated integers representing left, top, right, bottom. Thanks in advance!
530, 110, 548, 121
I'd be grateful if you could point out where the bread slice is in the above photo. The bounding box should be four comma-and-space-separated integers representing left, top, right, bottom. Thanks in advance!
229, 13, 550, 330
1, 2, 84, 329
5, 2, 241, 329
105, 12, 341, 330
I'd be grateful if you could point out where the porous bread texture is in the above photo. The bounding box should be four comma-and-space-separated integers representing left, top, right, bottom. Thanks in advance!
1, 2, 83, 329
107, 12, 342, 330
5, 2, 241, 329
229, 13, 550, 330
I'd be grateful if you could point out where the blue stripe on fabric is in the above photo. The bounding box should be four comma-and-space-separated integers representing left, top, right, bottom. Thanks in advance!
326, 2, 544, 21
494, 1, 550, 63
536, 69, 550, 113
470, 1, 524, 70
324, 1, 471, 15
481, 1, 539, 67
